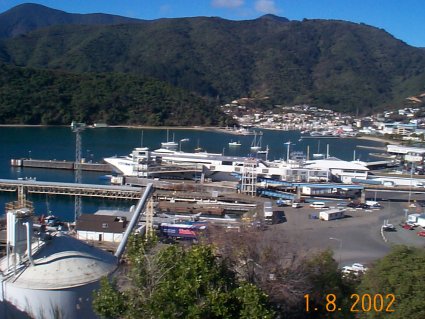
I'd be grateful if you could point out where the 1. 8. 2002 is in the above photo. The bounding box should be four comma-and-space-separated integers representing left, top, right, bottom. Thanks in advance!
304, 293, 396, 313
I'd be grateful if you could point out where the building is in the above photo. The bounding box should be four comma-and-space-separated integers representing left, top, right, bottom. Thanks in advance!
76, 214, 128, 243
303, 158, 369, 183
387, 145, 425, 162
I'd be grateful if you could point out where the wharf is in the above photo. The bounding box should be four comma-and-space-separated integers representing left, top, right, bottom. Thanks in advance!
356, 145, 386, 151
0, 178, 143, 200
10, 158, 112, 172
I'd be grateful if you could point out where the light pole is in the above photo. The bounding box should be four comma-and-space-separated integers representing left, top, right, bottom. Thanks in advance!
408, 162, 414, 207
179, 138, 188, 152
329, 237, 342, 265
28, 150, 31, 159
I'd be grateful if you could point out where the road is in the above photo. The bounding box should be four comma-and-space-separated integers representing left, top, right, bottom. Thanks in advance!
273, 197, 425, 267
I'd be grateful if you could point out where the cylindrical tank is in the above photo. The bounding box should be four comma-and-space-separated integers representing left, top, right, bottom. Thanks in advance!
0, 233, 117, 319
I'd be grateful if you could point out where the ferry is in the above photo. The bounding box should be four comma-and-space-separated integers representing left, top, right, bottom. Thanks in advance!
103, 147, 336, 183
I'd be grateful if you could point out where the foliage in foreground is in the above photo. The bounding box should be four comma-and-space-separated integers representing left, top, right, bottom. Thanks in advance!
93, 236, 273, 319
358, 245, 425, 319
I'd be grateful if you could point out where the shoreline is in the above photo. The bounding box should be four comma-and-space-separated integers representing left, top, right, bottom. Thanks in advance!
0, 125, 414, 146
355, 135, 401, 145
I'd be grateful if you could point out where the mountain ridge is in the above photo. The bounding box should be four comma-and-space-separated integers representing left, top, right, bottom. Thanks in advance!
0, 3, 425, 119
0, 3, 145, 38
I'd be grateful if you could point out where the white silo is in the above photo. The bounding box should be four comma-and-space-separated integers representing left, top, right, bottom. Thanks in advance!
0, 207, 118, 319
0, 182, 153, 319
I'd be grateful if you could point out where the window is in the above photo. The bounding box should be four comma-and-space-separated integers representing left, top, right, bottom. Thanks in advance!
102, 223, 109, 229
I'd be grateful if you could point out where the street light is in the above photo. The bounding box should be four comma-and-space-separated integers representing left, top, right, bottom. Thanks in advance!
179, 138, 189, 152
408, 162, 414, 207
28, 150, 31, 159
329, 237, 342, 265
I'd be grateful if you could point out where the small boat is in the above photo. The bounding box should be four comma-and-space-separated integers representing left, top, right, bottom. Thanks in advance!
229, 141, 241, 147
312, 153, 325, 159
180, 138, 190, 142
250, 131, 263, 151
161, 130, 178, 150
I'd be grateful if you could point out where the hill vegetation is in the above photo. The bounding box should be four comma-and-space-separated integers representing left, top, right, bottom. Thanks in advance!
1, 4, 425, 124
0, 63, 228, 125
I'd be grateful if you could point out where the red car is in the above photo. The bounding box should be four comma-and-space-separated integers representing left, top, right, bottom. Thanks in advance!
417, 231, 425, 237
402, 223, 414, 230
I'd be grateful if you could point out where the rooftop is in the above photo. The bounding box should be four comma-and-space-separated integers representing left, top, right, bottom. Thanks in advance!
0, 233, 117, 289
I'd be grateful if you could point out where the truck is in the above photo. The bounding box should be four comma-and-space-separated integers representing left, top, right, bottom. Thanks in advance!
160, 222, 206, 239
264, 210, 285, 225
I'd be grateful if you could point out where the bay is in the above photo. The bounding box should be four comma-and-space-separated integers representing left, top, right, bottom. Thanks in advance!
0, 126, 384, 221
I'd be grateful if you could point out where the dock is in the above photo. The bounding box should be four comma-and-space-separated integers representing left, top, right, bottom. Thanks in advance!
10, 158, 112, 172
0, 178, 143, 200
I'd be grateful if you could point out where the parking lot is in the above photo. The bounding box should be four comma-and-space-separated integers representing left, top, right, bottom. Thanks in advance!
273, 198, 425, 267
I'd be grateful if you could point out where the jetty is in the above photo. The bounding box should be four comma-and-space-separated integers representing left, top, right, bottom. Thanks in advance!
10, 158, 112, 172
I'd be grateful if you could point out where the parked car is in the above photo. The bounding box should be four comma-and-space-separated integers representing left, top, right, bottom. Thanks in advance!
382, 224, 396, 231
402, 223, 415, 230
342, 263, 368, 276
417, 231, 425, 237
351, 263, 368, 272
291, 202, 301, 208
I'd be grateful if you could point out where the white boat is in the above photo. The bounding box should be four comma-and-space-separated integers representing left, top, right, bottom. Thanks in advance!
250, 131, 263, 151
229, 141, 241, 147
161, 130, 178, 150
312, 153, 325, 159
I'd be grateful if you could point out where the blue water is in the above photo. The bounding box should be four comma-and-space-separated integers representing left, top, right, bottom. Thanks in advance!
0, 127, 384, 221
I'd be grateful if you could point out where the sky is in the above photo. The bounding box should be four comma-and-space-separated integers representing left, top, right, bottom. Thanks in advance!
0, 0, 424, 47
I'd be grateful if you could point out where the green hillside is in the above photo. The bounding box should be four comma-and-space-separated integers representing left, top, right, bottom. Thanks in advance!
1, 5, 425, 121
0, 63, 228, 126
2, 16, 425, 114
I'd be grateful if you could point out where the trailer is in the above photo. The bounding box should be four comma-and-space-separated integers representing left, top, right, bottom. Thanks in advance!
160, 222, 206, 239
319, 208, 345, 221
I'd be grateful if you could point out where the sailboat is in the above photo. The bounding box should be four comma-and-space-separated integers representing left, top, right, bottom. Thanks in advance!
194, 138, 204, 152
161, 129, 178, 150
250, 131, 263, 151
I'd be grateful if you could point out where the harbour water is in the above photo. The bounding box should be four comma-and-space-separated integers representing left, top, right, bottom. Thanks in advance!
0, 126, 385, 221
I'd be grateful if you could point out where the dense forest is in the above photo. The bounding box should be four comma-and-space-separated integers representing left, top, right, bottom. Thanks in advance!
0, 63, 229, 125
1, 3, 425, 124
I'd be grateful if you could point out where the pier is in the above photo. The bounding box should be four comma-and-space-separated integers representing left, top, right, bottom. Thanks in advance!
0, 179, 143, 200
10, 158, 113, 172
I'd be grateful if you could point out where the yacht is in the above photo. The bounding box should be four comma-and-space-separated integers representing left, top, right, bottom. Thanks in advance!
250, 131, 263, 151
161, 130, 178, 150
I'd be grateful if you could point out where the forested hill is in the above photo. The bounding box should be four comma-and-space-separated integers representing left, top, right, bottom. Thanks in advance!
0, 3, 144, 38
1, 4, 425, 123
0, 63, 228, 126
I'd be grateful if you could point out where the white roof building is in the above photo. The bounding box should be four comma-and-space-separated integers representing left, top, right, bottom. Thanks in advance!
304, 158, 368, 183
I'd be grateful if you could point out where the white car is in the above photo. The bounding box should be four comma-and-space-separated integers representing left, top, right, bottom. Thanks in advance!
351, 263, 368, 272
342, 263, 368, 275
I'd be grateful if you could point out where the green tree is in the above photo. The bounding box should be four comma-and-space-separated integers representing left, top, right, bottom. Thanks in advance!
358, 245, 425, 319
93, 236, 273, 319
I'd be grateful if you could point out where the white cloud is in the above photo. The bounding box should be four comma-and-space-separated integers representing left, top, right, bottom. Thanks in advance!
211, 0, 244, 9
255, 0, 278, 14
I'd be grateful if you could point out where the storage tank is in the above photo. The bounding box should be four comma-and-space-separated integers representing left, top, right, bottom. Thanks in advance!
0, 208, 117, 319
